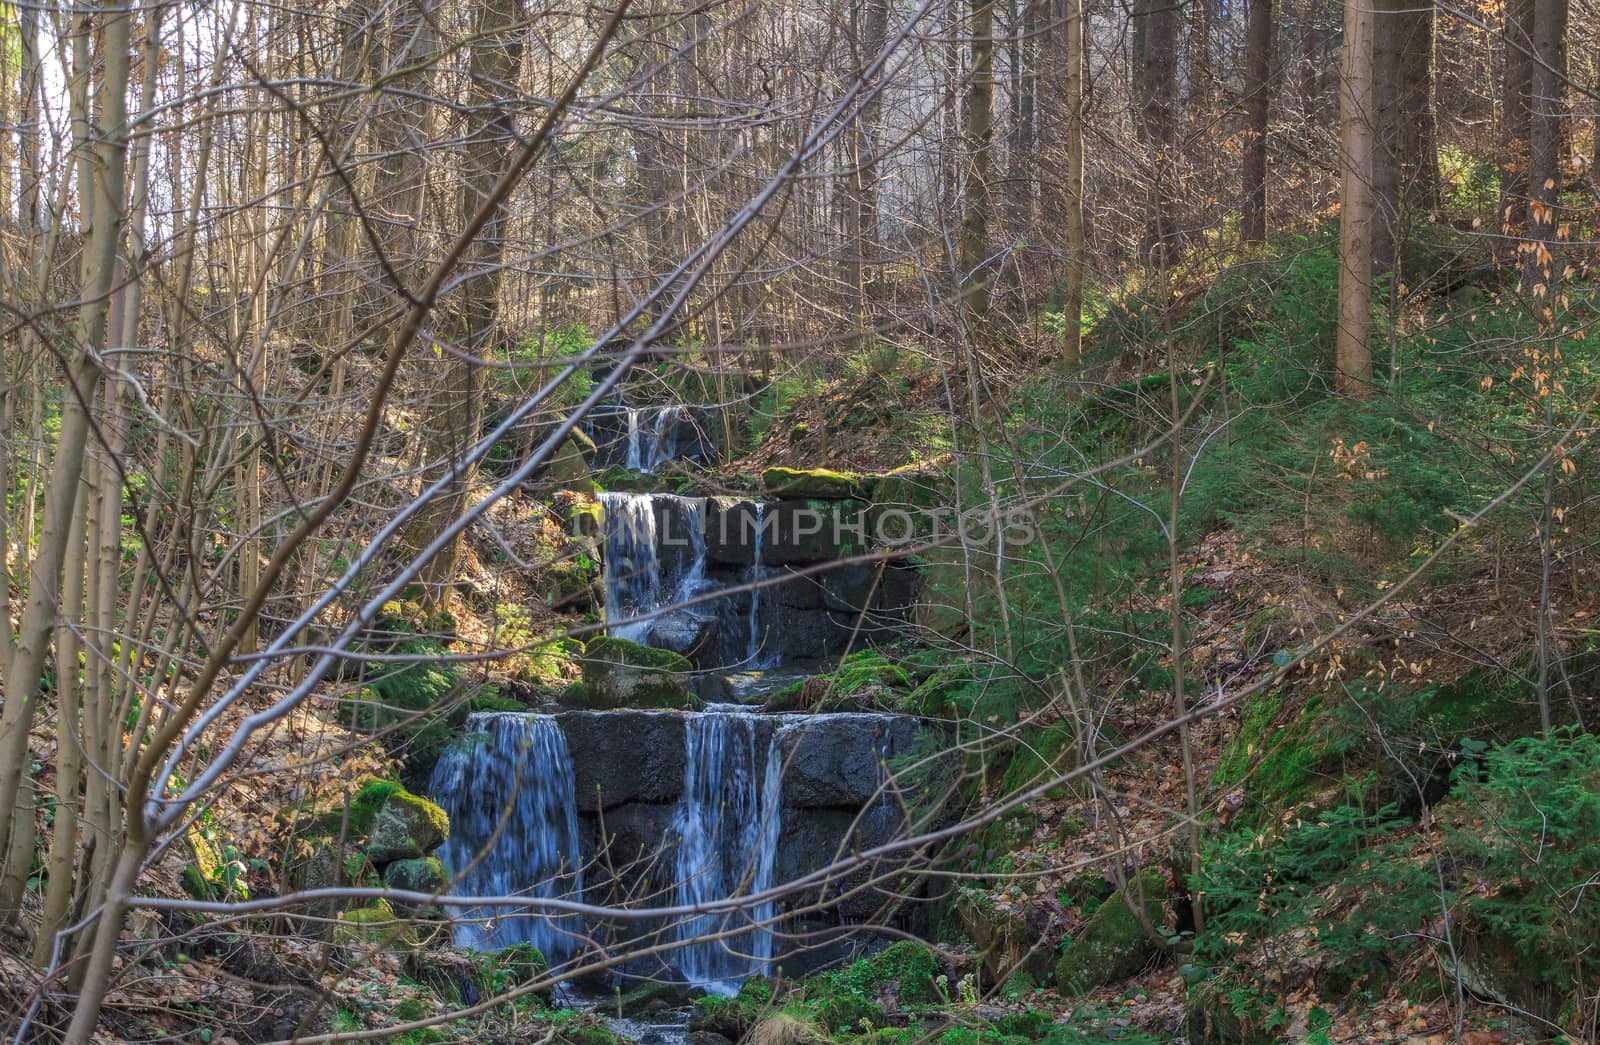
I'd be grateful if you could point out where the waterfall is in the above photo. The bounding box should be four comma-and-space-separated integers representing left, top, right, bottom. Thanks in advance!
645, 406, 682, 474
601, 493, 661, 643
622, 406, 684, 474
624, 408, 643, 471
670, 711, 783, 993
427, 713, 585, 962
601, 493, 710, 643
744, 503, 774, 668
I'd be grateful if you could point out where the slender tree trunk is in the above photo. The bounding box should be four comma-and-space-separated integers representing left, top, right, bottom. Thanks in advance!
1372, 0, 1400, 273
1502, 0, 1533, 243
1337, 0, 1375, 396
1397, 0, 1438, 209
0, 1, 132, 922
1061, 0, 1085, 364
1522, 0, 1565, 292
960, 0, 996, 312
1241, 0, 1272, 244
1188, 0, 1213, 116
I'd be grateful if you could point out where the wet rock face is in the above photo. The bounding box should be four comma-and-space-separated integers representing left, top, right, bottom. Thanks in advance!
549, 710, 945, 928
555, 710, 688, 809
775, 715, 924, 808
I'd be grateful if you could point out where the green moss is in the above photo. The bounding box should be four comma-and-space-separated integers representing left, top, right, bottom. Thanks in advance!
809, 650, 916, 712
347, 778, 405, 835
341, 634, 466, 772
692, 995, 760, 1038
367, 790, 449, 862
578, 636, 698, 709
812, 993, 886, 1033
392, 998, 429, 1023
469, 690, 529, 713
1053, 869, 1165, 995
994, 1006, 1050, 1037
820, 941, 944, 1006
382, 856, 447, 894
1211, 692, 1332, 813
495, 943, 549, 990
763, 465, 863, 498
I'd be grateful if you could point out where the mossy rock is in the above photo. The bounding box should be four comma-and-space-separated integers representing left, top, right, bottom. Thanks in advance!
542, 431, 596, 492
690, 995, 759, 1038
469, 689, 529, 713
763, 466, 863, 499
1053, 869, 1166, 995
382, 856, 448, 895
811, 993, 886, 1033
495, 943, 550, 993
817, 650, 915, 712
367, 790, 450, 863
820, 940, 944, 1007
333, 901, 419, 952
994, 1004, 1049, 1035
553, 1014, 629, 1045
615, 979, 690, 1016
577, 635, 698, 709
957, 890, 1051, 986
341, 639, 467, 776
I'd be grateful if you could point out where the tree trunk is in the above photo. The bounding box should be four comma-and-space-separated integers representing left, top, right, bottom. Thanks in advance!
1337, 0, 1375, 396
960, 0, 995, 312
1522, 0, 1564, 292
0, 1, 131, 922
1501, 0, 1533, 240
1397, 0, 1438, 209
1372, 0, 1400, 274
1241, 0, 1272, 244
1061, 0, 1086, 364
413, 0, 526, 607
1137, 0, 1180, 262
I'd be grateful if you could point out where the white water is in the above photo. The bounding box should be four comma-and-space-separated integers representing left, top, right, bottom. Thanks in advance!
623, 406, 685, 473
600, 492, 713, 645
670, 710, 783, 993
600, 492, 663, 643
428, 713, 585, 962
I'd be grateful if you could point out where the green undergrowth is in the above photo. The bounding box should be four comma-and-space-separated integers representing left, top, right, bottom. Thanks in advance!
340, 603, 472, 781
1190, 729, 1600, 1039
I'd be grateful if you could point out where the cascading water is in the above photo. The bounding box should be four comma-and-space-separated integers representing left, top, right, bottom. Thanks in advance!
744, 504, 764, 664
601, 493, 710, 643
622, 406, 684, 474
600, 493, 661, 642
670, 710, 783, 993
427, 713, 585, 962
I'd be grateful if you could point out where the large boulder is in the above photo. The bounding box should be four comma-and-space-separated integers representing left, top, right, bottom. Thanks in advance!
762, 500, 870, 566
366, 790, 450, 863
578, 636, 698, 710
542, 431, 596, 492
589, 801, 680, 875
1053, 869, 1167, 994
775, 806, 911, 921
702, 497, 764, 566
